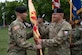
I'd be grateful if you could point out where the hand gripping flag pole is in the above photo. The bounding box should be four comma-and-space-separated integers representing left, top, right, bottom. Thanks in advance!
28, 0, 43, 55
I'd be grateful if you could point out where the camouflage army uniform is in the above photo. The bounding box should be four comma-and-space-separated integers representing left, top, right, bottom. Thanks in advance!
71, 26, 82, 55
41, 20, 72, 55
7, 19, 36, 55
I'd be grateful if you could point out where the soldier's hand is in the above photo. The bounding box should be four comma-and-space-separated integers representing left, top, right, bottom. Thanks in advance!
37, 39, 42, 44
36, 44, 42, 49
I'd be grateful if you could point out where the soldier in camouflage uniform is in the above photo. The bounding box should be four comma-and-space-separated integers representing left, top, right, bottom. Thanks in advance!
36, 15, 49, 55
70, 27, 82, 55
7, 6, 41, 55
37, 8, 72, 55
37, 15, 49, 39
70, 13, 82, 55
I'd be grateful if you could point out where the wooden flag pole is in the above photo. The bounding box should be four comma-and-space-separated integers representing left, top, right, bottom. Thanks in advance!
70, 0, 72, 21
69, 0, 73, 45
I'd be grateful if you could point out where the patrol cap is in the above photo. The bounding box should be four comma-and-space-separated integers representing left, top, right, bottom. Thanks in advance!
15, 6, 27, 13
52, 8, 64, 14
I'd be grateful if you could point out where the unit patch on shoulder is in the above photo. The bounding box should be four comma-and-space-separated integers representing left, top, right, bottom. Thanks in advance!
13, 25, 20, 30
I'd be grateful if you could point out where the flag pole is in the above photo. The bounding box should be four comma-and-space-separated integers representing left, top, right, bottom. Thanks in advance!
70, 0, 72, 21
69, 0, 73, 45
52, 0, 54, 23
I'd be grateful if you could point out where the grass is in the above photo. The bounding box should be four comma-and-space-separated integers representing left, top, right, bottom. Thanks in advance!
0, 28, 8, 55
0, 28, 48, 55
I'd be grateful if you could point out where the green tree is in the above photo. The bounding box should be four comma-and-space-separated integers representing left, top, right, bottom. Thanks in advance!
61, 0, 70, 21
0, 3, 3, 25
23, 0, 51, 22
5, 1, 23, 24
0, 0, 70, 25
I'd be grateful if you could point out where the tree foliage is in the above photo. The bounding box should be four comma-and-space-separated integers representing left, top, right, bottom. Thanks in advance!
0, 0, 70, 25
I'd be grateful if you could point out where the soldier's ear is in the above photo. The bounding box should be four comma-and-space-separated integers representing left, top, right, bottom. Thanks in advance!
62, 13, 64, 17
60, 13, 64, 17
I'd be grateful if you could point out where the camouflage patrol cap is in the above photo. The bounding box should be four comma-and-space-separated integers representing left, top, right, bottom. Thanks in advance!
15, 6, 27, 13
52, 8, 64, 14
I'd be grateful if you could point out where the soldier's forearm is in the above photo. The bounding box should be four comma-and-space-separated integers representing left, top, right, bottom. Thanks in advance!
26, 30, 33, 39
74, 39, 82, 46
42, 38, 62, 47
18, 41, 37, 51
13, 34, 36, 50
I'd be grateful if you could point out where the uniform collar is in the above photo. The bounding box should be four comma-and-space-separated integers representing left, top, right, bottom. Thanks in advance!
16, 18, 24, 23
51, 19, 64, 26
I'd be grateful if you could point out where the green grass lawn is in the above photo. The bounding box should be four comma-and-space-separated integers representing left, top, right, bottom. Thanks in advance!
0, 28, 48, 55
0, 28, 8, 55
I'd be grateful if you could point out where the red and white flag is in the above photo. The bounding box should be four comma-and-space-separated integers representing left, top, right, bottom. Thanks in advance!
28, 0, 43, 55
52, 0, 60, 9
